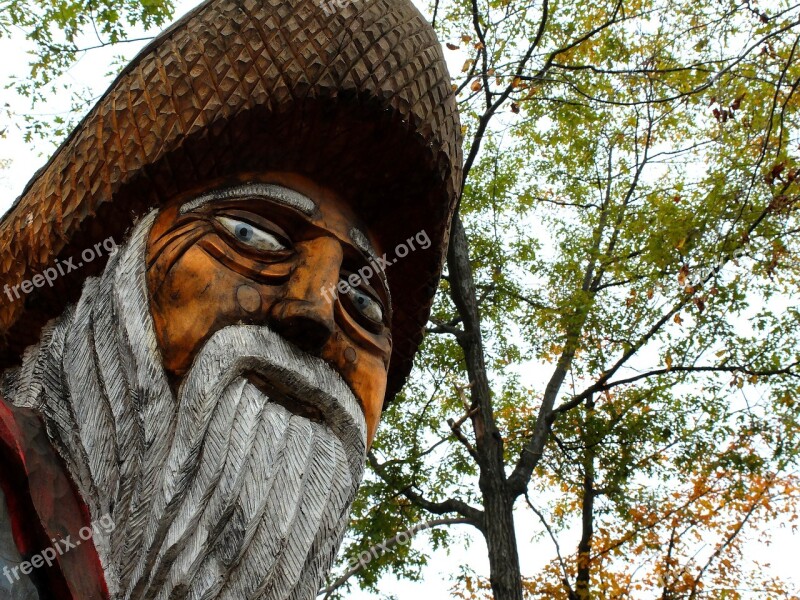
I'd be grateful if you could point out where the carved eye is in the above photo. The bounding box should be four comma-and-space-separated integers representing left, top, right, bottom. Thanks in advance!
216, 217, 287, 252
344, 285, 384, 326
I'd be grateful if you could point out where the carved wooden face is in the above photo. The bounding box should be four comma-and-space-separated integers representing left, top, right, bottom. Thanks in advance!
146, 173, 392, 446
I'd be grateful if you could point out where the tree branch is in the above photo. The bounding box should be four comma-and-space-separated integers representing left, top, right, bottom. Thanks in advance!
526, 493, 577, 600
367, 451, 484, 525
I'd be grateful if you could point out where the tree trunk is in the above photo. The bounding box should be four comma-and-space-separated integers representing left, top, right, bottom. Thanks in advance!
482, 479, 523, 600
575, 397, 596, 600
446, 214, 523, 600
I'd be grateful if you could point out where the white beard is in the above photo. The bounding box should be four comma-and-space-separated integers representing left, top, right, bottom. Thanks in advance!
4, 212, 367, 600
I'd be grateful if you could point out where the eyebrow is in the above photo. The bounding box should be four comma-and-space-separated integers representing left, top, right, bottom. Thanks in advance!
179, 183, 317, 216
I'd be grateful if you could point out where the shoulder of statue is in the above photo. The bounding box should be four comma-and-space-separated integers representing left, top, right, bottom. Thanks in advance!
0, 396, 54, 480
0, 394, 28, 474
0, 395, 110, 600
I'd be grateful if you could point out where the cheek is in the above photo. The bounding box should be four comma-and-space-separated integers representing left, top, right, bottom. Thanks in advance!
149, 245, 273, 375
324, 342, 387, 447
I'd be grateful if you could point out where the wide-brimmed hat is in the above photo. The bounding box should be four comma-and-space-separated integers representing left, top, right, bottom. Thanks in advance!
0, 0, 462, 403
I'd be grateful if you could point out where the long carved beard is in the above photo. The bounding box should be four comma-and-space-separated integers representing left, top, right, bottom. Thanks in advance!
5, 212, 367, 600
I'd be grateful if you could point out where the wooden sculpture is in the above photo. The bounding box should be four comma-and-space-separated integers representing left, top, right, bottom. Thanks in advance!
0, 0, 462, 598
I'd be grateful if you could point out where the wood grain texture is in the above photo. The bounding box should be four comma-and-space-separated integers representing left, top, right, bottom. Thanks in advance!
4, 214, 367, 599
0, 0, 463, 404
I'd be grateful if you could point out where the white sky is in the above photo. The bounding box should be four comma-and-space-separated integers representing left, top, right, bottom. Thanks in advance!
0, 1, 798, 598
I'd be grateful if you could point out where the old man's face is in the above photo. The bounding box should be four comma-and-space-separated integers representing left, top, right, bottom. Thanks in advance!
146, 172, 392, 445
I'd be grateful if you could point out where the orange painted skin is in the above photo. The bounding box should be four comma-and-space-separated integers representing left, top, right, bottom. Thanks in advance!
146, 172, 391, 447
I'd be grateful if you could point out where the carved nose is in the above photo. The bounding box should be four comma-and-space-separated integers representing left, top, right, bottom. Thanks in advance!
271, 301, 335, 354
269, 237, 341, 355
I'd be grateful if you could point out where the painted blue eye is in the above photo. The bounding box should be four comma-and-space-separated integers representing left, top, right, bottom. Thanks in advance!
235, 222, 253, 242
345, 286, 384, 324
217, 217, 286, 252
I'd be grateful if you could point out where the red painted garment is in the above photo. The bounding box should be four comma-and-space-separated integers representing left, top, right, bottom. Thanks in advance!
0, 395, 109, 600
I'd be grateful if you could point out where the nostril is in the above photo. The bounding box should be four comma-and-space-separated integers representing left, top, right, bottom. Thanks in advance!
272, 313, 334, 355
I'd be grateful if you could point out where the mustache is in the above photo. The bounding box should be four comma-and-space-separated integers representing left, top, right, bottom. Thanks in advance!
177, 324, 367, 480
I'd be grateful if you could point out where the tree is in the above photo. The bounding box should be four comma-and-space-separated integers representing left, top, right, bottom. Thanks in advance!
325, 1, 800, 599
0, 0, 174, 141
